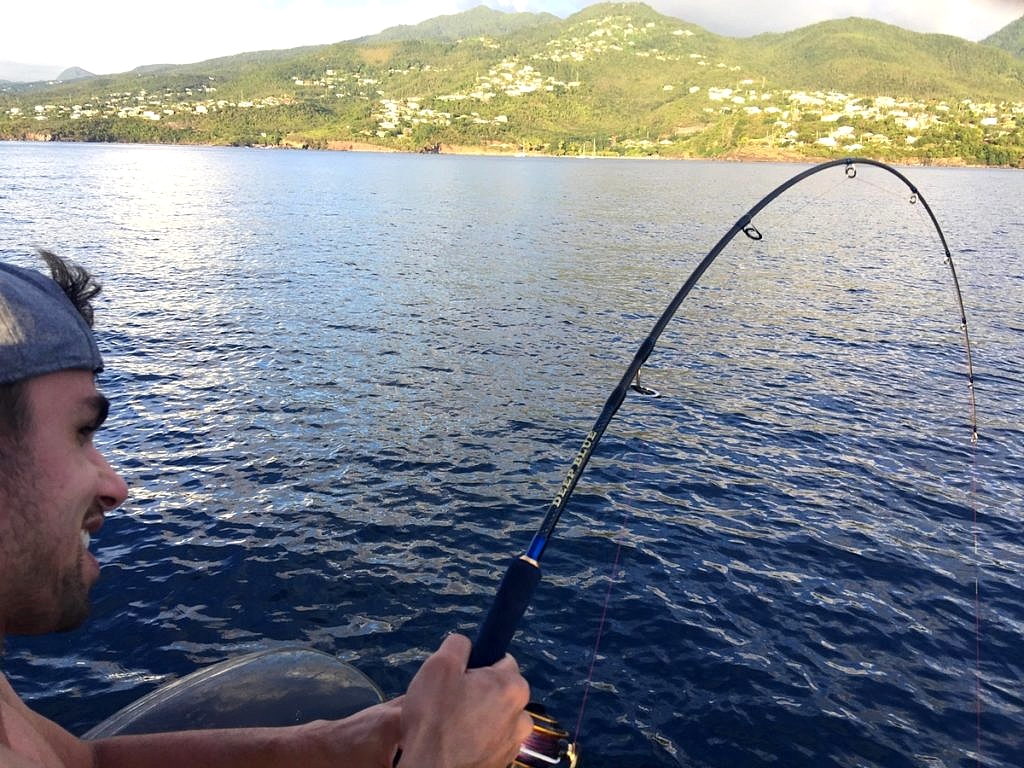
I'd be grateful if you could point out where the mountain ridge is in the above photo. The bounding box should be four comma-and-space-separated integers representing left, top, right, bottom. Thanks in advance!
5, 4, 1023, 84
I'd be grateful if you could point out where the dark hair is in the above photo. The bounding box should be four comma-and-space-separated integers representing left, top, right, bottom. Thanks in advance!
0, 251, 101, 442
37, 248, 101, 328
0, 381, 28, 439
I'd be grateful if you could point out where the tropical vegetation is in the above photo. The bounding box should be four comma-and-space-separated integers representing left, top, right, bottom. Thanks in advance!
2, 3, 1024, 165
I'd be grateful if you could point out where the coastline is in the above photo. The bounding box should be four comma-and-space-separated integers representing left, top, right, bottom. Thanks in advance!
322, 139, 982, 167
2, 135, 994, 167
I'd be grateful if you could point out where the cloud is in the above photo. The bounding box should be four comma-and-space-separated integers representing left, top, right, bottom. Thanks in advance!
3, 0, 465, 72
646, 0, 1023, 39
455, 0, 585, 15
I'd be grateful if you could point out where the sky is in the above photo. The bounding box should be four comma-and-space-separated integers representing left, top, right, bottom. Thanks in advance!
4, 0, 1024, 76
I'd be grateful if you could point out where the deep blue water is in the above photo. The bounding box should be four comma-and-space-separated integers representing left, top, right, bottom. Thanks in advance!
1, 142, 1022, 767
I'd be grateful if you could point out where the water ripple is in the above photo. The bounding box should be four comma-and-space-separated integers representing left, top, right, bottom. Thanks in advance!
0, 146, 1021, 767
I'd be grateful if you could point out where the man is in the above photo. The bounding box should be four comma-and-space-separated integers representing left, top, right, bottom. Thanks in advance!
0, 251, 532, 767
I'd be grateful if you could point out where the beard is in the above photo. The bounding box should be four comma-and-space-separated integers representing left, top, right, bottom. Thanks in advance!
0, 531, 94, 636
0, 446, 94, 636
48, 554, 93, 633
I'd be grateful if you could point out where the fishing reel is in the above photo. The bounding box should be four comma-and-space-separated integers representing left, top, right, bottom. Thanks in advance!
513, 703, 578, 768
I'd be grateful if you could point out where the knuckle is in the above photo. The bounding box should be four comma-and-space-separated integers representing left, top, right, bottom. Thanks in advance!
435, 634, 470, 667
442, 633, 470, 655
516, 711, 534, 740
512, 675, 530, 706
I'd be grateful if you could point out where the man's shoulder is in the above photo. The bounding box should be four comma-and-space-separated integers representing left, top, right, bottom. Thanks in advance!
0, 675, 83, 768
0, 741, 53, 768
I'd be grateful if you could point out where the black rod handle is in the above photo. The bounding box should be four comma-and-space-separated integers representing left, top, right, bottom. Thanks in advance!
468, 556, 542, 669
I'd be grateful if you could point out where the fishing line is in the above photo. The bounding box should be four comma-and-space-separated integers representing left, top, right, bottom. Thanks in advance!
468, 156, 977, 665
972, 445, 982, 766
464, 157, 978, 762
572, 504, 630, 745
966, 363, 982, 766
574, 161, 981, 750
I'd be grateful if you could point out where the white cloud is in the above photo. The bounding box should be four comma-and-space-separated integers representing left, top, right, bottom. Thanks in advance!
3, 0, 464, 74
647, 0, 1023, 39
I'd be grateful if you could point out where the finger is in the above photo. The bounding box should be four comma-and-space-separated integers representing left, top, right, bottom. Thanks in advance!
420, 633, 471, 678
498, 711, 536, 768
512, 675, 531, 709
490, 655, 530, 706
515, 710, 534, 745
465, 656, 529, 700
437, 632, 472, 659
490, 652, 521, 673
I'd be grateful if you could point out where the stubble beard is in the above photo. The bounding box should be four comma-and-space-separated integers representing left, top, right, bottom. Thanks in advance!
0, 449, 93, 636
1, 518, 93, 635
50, 551, 93, 632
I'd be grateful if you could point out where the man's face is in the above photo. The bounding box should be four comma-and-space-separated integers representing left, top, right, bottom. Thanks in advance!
0, 369, 129, 635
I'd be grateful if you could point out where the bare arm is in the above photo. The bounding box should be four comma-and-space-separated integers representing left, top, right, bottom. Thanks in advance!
91, 700, 402, 768
3, 634, 530, 768
2, 691, 400, 768
91, 635, 531, 768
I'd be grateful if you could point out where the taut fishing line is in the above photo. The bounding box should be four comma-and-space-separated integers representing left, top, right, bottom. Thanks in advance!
466, 158, 979, 766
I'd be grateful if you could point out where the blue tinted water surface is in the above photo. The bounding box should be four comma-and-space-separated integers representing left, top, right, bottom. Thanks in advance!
0, 142, 1021, 767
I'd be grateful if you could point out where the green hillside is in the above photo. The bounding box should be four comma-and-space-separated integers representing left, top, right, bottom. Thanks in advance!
747, 18, 1024, 98
2, 2, 1023, 165
363, 4, 560, 42
982, 15, 1024, 57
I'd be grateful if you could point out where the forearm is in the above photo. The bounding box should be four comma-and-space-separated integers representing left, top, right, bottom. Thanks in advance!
92, 726, 315, 768
90, 700, 401, 768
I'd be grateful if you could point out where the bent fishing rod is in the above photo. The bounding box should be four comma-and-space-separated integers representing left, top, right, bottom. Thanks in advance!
467, 156, 977, 669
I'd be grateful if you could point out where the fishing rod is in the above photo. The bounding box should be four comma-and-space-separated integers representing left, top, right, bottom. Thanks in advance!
468, 156, 978, 671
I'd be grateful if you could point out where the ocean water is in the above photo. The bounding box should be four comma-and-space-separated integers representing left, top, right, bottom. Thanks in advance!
1, 142, 1021, 767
